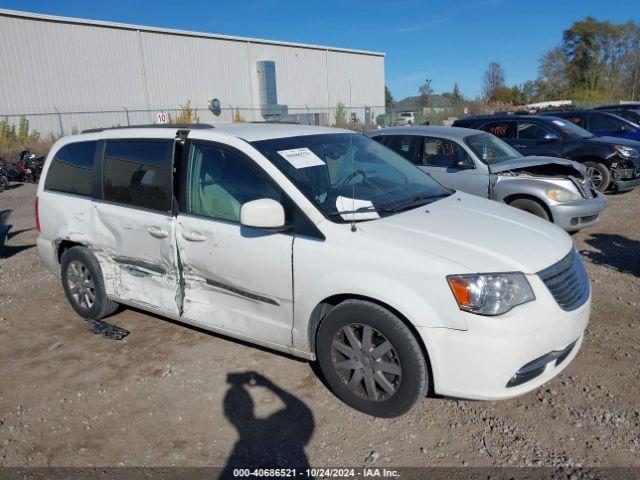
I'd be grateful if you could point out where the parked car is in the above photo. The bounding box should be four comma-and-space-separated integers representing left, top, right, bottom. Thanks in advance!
37, 123, 590, 417
551, 110, 640, 142
593, 104, 640, 124
395, 112, 414, 126
453, 114, 640, 192
367, 126, 606, 232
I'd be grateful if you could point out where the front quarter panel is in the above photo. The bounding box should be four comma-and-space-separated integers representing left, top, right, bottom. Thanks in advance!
291, 224, 469, 354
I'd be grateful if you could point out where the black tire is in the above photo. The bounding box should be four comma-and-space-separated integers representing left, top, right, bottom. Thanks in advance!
60, 246, 118, 320
0, 176, 8, 192
508, 198, 550, 221
584, 161, 611, 192
316, 300, 428, 417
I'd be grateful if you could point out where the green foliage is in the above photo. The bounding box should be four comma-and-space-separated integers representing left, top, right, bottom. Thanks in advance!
333, 102, 348, 128
385, 86, 395, 112
0, 116, 51, 160
169, 100, 200, 124
538, 17, 640, 101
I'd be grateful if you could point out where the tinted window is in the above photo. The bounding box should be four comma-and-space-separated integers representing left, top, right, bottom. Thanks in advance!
381, 135, 422, 164
559, 114, 584, 127
187, 143, 280, 223
103, 140, 172, 211
483, 121, 516, 139
44, 141, 97, 196
589, 113, 625, 132
517, 122, 555, 140
423, 137, 471, 167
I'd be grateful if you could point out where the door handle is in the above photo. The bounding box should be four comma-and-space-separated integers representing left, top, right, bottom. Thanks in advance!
148, 226, 169, 239
182, 231, 207, 242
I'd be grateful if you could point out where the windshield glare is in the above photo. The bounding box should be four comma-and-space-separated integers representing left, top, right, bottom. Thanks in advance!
252, 133, 450, 222
464, 133, 522, 164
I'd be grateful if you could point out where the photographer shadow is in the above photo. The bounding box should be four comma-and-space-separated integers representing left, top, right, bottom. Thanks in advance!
221, 371, 314, 478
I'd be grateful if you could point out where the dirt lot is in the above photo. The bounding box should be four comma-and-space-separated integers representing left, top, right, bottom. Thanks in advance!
0, 182, 639, 469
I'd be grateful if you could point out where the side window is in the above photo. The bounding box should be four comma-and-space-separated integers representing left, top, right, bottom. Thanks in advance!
187, 142, 280, 223
103, 140, 173, 211
44, 141, 97, 196
381, 135, 422, 164
589, 113, 625, 132
561, 114, 584, 127
483, 121, 516, 139
517, 122, 554, 140
423, 137, 471, 168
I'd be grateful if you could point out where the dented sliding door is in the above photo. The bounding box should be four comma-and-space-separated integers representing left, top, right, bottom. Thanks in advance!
95, 139, 181, 315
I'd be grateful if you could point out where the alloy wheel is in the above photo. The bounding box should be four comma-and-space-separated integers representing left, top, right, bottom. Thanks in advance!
331, 323, 402, 401
66, 260, 96, 309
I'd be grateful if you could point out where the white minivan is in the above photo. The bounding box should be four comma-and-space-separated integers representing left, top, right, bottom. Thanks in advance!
36, 124, 591, 417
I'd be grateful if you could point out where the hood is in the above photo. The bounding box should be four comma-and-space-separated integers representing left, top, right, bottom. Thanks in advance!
359, 192, 573, 274
489, 156, 585, 175
586, 135, 640, 149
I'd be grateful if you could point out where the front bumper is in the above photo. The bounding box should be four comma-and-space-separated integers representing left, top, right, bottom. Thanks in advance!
418, 274, 590, 400
548, 192, 606, 231
615, 176, 640, 192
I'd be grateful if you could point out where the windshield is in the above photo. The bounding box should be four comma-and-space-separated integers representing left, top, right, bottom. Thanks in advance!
548, 117, 594, 138
252, 133, 451, 222
464, 133, 522, 164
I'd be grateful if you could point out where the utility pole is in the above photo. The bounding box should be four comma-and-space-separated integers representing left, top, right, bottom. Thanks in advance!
632, 36, 639, 101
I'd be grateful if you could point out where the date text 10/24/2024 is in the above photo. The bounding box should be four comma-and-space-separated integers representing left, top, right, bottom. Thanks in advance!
232, 468, 400, 478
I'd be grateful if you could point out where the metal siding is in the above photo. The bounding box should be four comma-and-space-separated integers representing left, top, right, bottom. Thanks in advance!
0, 15, 147, 113
327, 51, 385, 109
139, 31, 253, 110
247, 43, 329, 109
0, 11, 385, 133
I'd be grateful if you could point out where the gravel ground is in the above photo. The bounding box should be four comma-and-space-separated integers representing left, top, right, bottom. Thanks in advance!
0, 182, 639, 469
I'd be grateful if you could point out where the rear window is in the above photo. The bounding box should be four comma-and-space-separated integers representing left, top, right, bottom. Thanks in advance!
44, 141, 97, 196
102, 140, 173, 212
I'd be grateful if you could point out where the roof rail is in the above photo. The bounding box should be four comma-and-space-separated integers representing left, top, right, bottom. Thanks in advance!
81, 123, 214, 133
249, 121, 300, 125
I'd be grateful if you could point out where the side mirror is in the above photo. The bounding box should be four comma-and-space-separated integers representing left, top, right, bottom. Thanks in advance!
453, 158, 474, 170
620, 124, 634, 133
542, 132, 559, 141
240, 198, 287, 231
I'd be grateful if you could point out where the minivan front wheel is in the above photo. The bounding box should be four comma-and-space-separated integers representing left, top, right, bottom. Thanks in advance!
61, 246, 118, 320
316, 300, 428, 417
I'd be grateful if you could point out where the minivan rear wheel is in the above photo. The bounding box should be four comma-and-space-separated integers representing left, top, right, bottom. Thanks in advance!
316, 300, 428, 417
61, 246, 118, 320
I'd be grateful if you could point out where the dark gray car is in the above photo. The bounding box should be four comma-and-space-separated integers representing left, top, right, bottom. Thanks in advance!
368, 126, 607, 232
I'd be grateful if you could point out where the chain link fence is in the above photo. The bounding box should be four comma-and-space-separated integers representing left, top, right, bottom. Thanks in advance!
0, 105, 387, 138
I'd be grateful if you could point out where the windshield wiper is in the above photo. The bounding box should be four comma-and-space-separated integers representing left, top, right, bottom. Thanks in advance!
381, 193, 451, 213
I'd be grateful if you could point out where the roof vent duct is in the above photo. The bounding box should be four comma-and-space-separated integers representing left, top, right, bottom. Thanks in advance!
257, 61, 288, 120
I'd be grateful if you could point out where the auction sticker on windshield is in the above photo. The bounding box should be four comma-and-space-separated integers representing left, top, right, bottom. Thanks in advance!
278, 148, 325, 169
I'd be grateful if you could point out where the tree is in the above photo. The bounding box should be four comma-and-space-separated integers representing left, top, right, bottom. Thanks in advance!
451, 82, 464, 104
384, 86, 395, 112
482, 62, 505, 102
417, 78, 433, 110
533, 17, 640, 101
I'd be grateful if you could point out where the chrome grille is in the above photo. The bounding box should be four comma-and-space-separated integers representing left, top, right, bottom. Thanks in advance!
538, 250, 590, 311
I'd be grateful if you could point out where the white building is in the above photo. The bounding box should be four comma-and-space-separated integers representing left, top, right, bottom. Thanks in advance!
0, 9, 385, 135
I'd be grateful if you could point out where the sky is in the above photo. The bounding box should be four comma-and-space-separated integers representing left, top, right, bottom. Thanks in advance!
1, 0, 638, 100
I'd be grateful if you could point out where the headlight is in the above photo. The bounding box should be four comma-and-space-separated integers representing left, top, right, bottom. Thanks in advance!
447, 273, 535, 316
546, 188, 580, 202
614, 145, 639, 158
